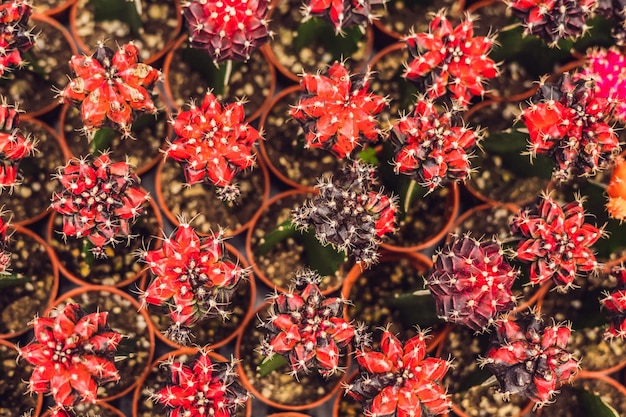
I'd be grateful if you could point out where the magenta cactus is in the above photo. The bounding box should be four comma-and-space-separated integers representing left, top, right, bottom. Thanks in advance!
0, 0, 35, 78
427, 234, 519, 331
182, 0, 272, 63
58, 42, 161, 139
390, 96, 482, 192
50, 153, 150, 258
258, 269, 359, 378
479, 312, 580, 406
18, 303, 122, 416
290, 61, 388, 159
301, 0, 386, 34
519, 72, 620, 182
0, 98, 36, 192
347, 328, 452, 417
403, 11, 498, 107
600, 265, 626, 340
154, 349, 249, 417
140, 222, 249, 345
578, 47, 626, 122
510, 193, 603, 289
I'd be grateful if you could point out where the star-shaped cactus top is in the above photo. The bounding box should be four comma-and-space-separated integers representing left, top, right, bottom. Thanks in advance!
59, 42, 161, 139
290, 61, 387, 159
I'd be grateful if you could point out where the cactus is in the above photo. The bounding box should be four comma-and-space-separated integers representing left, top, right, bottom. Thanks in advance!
0, 0, 35, 78
0, 98, 36, 192
600, 265, 626, 340
301, 0, 386, 34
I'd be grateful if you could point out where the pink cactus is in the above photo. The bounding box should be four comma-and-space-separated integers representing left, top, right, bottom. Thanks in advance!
403, 11, 498, 107
578, 47, 626, 122
347, 328, 452, 417
58, 42, 160, 139
0, 98, 36, 192
510, 193, 603, 289
50, 153, 150, 258
480, 312, 580, 406
182, 0, 272, 63
427, 234, 519, 331
258, 269, 359, 378
166, 92, 260, 202
18, 303, 122, 415
390, 97, 482, 192
301, 0, 386, 34
140, 222, 248, 345
290, 61, 387, 159
600, 265, 626, 340
0, 0, 35, 78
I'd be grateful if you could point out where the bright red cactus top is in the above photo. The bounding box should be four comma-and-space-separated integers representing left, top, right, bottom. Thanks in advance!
154, 349, 249, 417
290, 61, 387, 159
59, 42, 160, 139
346, 328, 452, 417
606, 156, 626, 221
390, 97, 482, 192
0, 98, 36, 192
258, 269, 360, 378
479, 312, 580, 406
510, 194, 603, 289
520, 73, 620, 182
600, 266, 626, 340
403, 11, 498, 107
427, 234, 519, 331
579, 47, 626, 122
140, 222, 248, 345
166, 92, 260, 202
0, 207, 10, 274
0, 0, 35, 78
302, 0, 386, 34
50, 153, 150, 258
182, 0, 271, 63
508, 0, 595, 47
18, 303, 122, 415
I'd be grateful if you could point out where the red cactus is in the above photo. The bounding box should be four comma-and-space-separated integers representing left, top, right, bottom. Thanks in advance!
258, 269, 359, 378
0, 207, 10, 274
50, 153, 150, 258
403, 11, 498, 108
290, 61, 387, 159
58, 42, 160, 139
390, 97, 482, 192
166, 92, 260, 202
600, 266, 626, 340
301, 0, 386, 34
154, 349, 249, 417
510, 193, 603, 289
18, 303, 122, 413
0, 98, 36, 192
427, 234, 519, 331
519, 73, 620, 182
140, 222, 248, 345
182, 0, 271, 63
346, 328, 452, 417
480, 312, 580, 406
508, 0, 595, 46
0, 0, 35, 78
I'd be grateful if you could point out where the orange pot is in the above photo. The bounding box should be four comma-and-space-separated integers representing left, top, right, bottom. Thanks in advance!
0, 339, 44, 417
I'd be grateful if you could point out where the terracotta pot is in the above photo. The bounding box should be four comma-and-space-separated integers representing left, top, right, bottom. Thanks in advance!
5, 118, 72, 227
264, 0, 374, 83
163, 35, 276, 122
69, 0, 182, 64
40, 401, 125, 417
140, 242, 257, 350
0, 339, 44, 417
32, 0, 78, 18
47, 285, 156, 404
257, 85, 346, 191
0, 224, 59, 340
1, 14, 77, 120
235, 301, 350, 411
155, 153, 270, 239
132, 347, 252, 417
46, 190, 163, 288
246, 188, 353, 295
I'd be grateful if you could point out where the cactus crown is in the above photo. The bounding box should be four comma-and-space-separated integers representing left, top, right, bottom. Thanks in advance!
301, 0, 387, 34
0, 0, 35, 78
0, 98, 36, 193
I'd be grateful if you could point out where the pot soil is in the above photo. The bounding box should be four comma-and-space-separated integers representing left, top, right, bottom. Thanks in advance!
70, 0, 181, 64
259, 85, 346, 190
0, 340, 43, 417
164, 36, 275, 122
156, 158, 269, 237
0, 225, 58, 339
49, 286, 155, 402
41, 402, 125, 417
374, 0, 464, 40
0, 14, 76, 119
3, 119, 69, 226
32, 0, 77, 17
451, 383, 531, 417
450, 203, 518, 242
47, 196, 162, 287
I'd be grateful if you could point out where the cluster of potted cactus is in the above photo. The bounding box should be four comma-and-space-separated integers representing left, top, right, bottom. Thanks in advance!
1, 0, 626, 416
